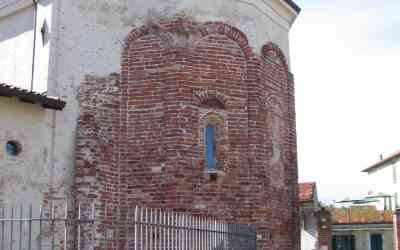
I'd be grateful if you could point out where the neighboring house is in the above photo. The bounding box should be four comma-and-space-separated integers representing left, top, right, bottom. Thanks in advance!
330, 205, 394, 250
300, 182, 320, 250
336, 194, 395, 212
362, 151, 400, 210
0, 0, 301, 249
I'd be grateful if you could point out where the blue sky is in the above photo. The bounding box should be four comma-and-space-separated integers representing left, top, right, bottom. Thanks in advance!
290, 0, 400, 203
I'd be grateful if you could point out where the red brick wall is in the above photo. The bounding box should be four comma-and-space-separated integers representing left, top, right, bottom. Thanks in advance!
74, 19, 299, 250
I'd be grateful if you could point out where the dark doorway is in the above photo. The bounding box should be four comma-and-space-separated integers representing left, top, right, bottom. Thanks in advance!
370, 234, 383, 250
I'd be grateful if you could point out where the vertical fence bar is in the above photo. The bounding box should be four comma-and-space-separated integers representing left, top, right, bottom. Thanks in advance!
203, 218, 205, 250
91, 202, 95, 250
211, 219, 214, 249
171, 212, 174, 250
175, 213, 178, 250
64, 201, 68, 250
104, 203, 108, 250
39, 205, 42, 250
183, 214, 188, 250
194, 217, 197, 250
145, 208, 148, 250
134, 206, 138, 250
1, 206, 4, 250
126, 208, 130, 250
204, 218, 207, 250
220, 220, 223, 249
213, 220, 216, 249
189, 216, 192, 250
153, 209, 156, 250
209, 218, 212, 250
184, 214, 187, 250
198, 217, 201, 250
201, 218, 204, 250
167, 211, 170, 250
159, 210, 162, 250
217, 220, 219, 249
163, 211, 166, 250
202, 218, 205, 250
226, 223, 229, 250
180, 214, 183, 250
149, 209, 152, 250
28, 205, 32, 250
18, 204, 22, 250
10, 205, 14, 250
140, 207, 143, 250
208, 218, 211, 250
77, 202, 81, 250
51, 200, 55, 250
182, 214, 186, 250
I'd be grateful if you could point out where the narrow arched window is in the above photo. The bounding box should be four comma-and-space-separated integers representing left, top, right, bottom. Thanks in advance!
205, 124, 217, 169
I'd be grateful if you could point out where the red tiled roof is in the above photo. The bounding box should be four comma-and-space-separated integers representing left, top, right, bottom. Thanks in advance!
0, 83, 66, 110
299, 182, 316, 203
362, 150, 400, 173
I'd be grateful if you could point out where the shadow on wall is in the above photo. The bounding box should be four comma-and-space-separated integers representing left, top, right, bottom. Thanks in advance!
0, 5, 34, 43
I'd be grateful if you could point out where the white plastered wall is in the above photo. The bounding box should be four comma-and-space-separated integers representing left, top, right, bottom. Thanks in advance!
0, 0, 69, 207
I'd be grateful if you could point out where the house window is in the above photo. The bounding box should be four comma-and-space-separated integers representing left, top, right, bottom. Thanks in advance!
205, 124, 217, 169
332, 235, 355, 250
370, 234, 383, 250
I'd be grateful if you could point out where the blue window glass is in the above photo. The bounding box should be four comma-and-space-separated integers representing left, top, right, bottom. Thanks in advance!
205, 125, 217, 169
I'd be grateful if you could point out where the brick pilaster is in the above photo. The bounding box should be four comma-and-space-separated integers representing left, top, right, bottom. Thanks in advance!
316, 208, 332, 250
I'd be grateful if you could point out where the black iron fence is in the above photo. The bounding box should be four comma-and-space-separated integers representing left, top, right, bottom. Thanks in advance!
0, 201, 256, 250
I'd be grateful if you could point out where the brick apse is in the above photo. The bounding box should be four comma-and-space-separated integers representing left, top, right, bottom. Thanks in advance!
74, 19, 299, 249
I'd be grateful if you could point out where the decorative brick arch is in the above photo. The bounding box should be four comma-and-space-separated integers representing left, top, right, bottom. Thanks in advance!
261, 42, 289, 74
194, 90, 230, 109
200, 22, 253, 58
122, 18, 254, 60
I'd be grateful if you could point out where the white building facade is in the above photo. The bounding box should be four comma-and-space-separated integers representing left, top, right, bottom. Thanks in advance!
363, 152, 400, 210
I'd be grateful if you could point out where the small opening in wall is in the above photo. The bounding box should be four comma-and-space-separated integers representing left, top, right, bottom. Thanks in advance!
6, 140, 22, 156
209, 172, 218, 182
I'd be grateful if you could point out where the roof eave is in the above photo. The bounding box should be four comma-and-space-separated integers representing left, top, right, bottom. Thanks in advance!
0, 84, 66, 111
282, 0, 301, 14
362, 153, 400, 173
